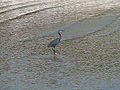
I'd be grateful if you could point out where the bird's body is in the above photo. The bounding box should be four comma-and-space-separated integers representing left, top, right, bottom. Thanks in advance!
48, 30, 63, 54
48, 38, 61, 48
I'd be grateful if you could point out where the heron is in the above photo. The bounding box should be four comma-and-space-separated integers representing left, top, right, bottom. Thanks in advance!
48, 30, 64, 55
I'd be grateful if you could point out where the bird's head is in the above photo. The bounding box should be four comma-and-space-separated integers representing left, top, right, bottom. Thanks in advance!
58, 30, 64, 34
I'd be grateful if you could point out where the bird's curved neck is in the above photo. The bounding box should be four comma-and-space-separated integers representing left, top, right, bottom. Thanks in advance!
58, 32, 62, 40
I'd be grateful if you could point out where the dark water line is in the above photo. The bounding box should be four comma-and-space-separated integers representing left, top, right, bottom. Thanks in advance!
0, 5, 65, 24
0, 1, 74, 14
0, 0, 116, 24
0, 1, 83, 24
0, 0, 113, 10
0, 1, 112, 24
0, 0, 74, 10
0, 0, 111, 14
0, 2, 46, 14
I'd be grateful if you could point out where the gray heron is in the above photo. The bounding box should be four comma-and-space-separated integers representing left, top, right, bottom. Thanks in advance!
48, 30, 64, 55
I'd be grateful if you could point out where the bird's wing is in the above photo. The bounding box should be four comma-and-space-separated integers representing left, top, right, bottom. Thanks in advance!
48, 38, 60, 47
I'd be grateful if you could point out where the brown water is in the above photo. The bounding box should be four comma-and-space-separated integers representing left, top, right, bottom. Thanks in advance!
0, 0, 120, 90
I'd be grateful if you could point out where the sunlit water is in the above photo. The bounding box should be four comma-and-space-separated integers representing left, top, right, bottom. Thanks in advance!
0, 0, 120, 90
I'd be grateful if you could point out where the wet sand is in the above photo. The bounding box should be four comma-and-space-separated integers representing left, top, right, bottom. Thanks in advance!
0, 1, 120, 90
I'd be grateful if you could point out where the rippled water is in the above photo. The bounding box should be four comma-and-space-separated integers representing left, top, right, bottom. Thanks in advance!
0, 0, 120, 90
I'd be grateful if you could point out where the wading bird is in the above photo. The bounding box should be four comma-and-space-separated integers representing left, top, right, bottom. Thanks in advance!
48, 30, 64, 55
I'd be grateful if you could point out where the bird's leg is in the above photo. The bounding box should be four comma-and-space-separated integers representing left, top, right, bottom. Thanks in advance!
52, 47, 56, 55
54, 47, 56, 55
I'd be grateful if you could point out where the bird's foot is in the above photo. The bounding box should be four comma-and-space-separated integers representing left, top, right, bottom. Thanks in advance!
54, 52, 58, 55
54, 50, 60, 55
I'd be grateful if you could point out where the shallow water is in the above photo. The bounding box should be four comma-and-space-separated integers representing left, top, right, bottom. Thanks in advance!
0, 0, 120, 90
